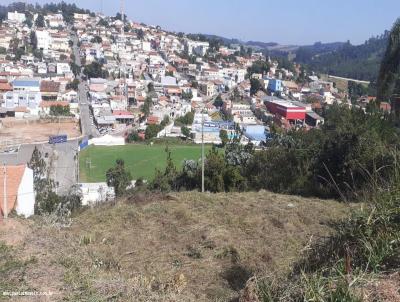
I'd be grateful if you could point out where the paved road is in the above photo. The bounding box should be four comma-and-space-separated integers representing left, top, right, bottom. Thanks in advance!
327, 75, 370, 85
71, 33, 99, 138
0, 140, 79, 195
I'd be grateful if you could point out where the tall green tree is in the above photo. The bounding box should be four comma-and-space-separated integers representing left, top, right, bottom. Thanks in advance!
35, 14, 45, 28
106, 159, 132, 197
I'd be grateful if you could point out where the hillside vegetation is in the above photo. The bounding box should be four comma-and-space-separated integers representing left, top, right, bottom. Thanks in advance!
295, 33, 389, 81
0, 191, 350, 301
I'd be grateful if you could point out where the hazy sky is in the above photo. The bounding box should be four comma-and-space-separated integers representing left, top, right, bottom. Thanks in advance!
3, 0, 400, 45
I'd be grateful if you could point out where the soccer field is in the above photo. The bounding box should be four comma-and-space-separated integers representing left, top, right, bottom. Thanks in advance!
79, 144, 211, 182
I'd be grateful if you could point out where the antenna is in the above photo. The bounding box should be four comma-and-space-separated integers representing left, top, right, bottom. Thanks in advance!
119, 0, 127, 104
120, 0, 125, 36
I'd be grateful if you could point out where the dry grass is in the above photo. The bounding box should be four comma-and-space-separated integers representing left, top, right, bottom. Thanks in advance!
0, 191, 350, 301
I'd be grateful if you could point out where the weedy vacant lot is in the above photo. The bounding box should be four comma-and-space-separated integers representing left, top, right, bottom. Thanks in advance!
0, 191, 350, 301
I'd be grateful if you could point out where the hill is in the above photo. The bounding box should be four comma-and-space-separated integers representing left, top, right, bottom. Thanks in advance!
295, 33, 389, 81
0, 191, 350, 301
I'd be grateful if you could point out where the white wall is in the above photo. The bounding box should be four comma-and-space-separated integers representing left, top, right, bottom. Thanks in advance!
80, 183, 115, 206
15, 167, 35, 218
89, 135, 125, 146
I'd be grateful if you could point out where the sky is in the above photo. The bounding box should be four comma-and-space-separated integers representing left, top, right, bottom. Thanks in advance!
3, 0, 400, 45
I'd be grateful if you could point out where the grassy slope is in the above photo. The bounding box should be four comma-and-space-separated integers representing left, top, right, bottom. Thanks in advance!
79, 144, 212, 182
0, 191, 350, 301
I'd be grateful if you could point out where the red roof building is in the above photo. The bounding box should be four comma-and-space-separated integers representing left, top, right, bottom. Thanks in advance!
265, 99, 306, 120
147, 115, 159, 125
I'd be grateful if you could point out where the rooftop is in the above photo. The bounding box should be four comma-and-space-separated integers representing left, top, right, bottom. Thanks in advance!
12, 79, 40, 88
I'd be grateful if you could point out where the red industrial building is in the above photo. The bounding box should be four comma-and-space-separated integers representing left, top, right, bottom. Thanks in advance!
265, 99, 306, 121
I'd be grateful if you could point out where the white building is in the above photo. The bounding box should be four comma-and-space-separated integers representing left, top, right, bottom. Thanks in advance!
36, 30, 52, 55
7, 11, 26, 23
0, 165, 35, 218
57, 62, 71, 75
185, 40, 209, 56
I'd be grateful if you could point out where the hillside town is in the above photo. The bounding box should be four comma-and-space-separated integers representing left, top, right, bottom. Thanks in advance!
2, 2, 400, 302
0, 5, 383, 217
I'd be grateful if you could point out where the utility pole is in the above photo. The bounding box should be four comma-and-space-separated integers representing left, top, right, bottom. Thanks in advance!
201, 111, 205, 193
3, 164, 7, 220
76, 149, 80, 184
86, 158, 92, 177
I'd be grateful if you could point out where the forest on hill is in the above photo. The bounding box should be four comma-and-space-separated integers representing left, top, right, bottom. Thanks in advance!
295, 32, 390, 81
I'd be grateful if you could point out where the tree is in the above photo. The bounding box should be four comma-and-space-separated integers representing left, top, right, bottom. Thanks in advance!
24, 12, 33, 28
136, 29, 145, 40
35, 14, 45, 28
160, 115, 170, 128
204, 148, 225, 193
348, 81, 368, 103
377, 18, 400, 103
106, 159, 132, 197
91, 35, 102, 44
83, 62, 108, 79
145, 124, 161, 140
213, 95, 224, 108
28, 147, 59, 215
127, 131, 141, 142
97, 18, 109, 27
219, 129, 229, 146
250, 78, 263, 96
115, 12, 127, 22
147, 82, 155, 92
30, 31, 37, 50
247, 60, 271, 77
70, 62, 81, 77
141, 96, 152, 118
181, 126, 190, 138
150, 147, 179, 192
66, 79, 80, 91
14, 48, 25, 61
182, 90, 193, 101
50, 105, 70, 116
28, 147, 46, 185
175, 111, 194, 126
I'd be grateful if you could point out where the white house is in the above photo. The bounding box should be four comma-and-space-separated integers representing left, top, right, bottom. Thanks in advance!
0, 165, 35, 218
7, 11, 26, 23
57, 62, 71, 75
3, 91, 42, 113
36, 30, 52, 55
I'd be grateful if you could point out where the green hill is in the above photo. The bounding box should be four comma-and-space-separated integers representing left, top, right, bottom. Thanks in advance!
295, 33, 389, 81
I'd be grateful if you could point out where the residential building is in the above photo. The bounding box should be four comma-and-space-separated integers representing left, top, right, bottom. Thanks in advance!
7, 11, 26, 23
0, 165, 35, 218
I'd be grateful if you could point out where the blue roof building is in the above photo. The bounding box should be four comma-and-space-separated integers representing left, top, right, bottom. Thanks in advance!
12, 79, 40, 92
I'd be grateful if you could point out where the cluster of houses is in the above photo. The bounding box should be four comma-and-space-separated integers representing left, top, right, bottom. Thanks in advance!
0, 11, 78, 119
0, 7, 350, 218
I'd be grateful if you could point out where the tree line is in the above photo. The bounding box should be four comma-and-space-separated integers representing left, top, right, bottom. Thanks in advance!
109, 103, 398, 201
